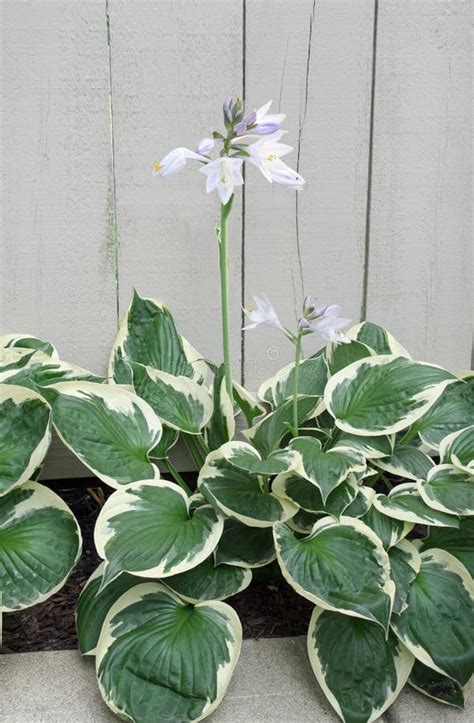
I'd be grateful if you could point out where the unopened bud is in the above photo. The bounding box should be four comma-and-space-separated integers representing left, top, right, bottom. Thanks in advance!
196, 137, 215, 154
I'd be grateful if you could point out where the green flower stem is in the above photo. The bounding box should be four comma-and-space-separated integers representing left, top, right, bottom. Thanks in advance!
195, 434, 210, 459
183, 434, 205, 469
164, 458, 192, 497
292, 332, 302, 436
219, 197, 234, 404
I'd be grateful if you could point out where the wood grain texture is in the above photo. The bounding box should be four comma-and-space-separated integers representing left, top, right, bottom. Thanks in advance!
243, 0, 376, 389
366, 0, 472, 371
0, 0, 117, 373
108, 0, 243, 378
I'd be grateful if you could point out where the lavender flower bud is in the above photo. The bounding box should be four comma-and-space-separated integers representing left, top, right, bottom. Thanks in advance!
298, 318, 311, 330
254, 122, 281, 135
196, 137, 215, 154
243, 110, 257, 126
234, 122, 247, 136
223, 96, 233, 121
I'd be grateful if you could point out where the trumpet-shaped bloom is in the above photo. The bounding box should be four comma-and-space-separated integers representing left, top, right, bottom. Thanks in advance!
243, 295, 284, 331
153, 147, 206, 177
199, 156, 244, 205
253, 100, 286, 134
310, 304, 351, 344
247, 132, 305, 190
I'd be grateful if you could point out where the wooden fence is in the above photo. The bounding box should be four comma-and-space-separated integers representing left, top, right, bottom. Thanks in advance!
1, 0, 472, 475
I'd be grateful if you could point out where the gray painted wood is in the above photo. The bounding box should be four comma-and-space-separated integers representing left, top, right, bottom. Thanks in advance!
0, 0, 118, 374
1, 0, 471, 479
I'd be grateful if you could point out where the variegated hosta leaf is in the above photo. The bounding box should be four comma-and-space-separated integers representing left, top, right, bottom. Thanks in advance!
43, 381, 162, 488
0, 333, 58, 359
214, 518, 276, 568
387, 539, 421, 615
96, 583, 242, 722
205, 364, 235, 452
232, 381, 266, 425
410, 377, 474, 450
217, 440, 299, 477
440, 425, 474, 474
409, 659, 470, 709
243, 395, 319, 457
258, 353, 327, 407
109, 290, 205, 383
308, 607, 414, 723
417, 464, 474, 516
391, 549, 474, 686
131, 362, 212, 434
373, 483, 460, 527
374, 444, 434, 481
273, 472, 358, 518
362, 503, 413, 550
274, 517, 395, 630
325, 355, 455, 436
420, 518, 474, 576
149, 425, 179, 460
95, 480, 223, 587
76, 563, 143, 656
198, 451, 297, 528
287, 508, 320, 534
324, 339, 374, 376
0, 356, 105, 389
0, 347, 37, 373
0, 481, 81, 611
329, 431, 393, 460
165, 555, 252, 603
344, 486, 376, 518
0, 384, 51, 495
288, 436, 366, 502
347, 321, 411, 358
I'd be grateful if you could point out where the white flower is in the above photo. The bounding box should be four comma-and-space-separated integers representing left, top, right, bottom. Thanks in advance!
199, 156, 244, 204
246, 131, 305, 190
153, 147, 206, 178
243, 295, 284, 332
196, 138, 215, 154
253, 99, 286, 132
310, 305, 351, 344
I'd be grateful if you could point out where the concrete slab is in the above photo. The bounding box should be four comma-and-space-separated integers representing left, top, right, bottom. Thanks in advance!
1, 637, 469, 722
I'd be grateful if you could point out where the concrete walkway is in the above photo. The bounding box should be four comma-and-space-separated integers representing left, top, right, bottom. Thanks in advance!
2, 637, 468, 722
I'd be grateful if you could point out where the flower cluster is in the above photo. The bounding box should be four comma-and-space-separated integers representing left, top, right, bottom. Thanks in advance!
153, 97, 305, 204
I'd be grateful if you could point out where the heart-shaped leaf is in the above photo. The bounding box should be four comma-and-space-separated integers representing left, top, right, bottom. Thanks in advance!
373, 483, 459, 527
165, 555, 252, 603
273, 472, 358, 518
258, 354, 327, 407
420, 518, 474, 576
439, 425, 474, 474
374, 444, 434, 481
244, 395, 319, 457
214, 519, 276, 568
417, 464, 474, 516
347, 322, 410, 357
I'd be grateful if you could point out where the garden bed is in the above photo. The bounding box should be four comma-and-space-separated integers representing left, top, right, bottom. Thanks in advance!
3, 479, 313, 654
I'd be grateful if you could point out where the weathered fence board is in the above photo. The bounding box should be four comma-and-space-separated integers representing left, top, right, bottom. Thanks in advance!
0, 0, 117, 373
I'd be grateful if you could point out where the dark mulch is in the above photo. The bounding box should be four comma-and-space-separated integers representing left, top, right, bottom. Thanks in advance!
3, 481, 313, 654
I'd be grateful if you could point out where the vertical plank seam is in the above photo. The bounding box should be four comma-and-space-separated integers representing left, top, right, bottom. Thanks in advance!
106, 0, 120, 327
360, 0, 379, 322
240, 0, 247, 385
295, 0, 316, 308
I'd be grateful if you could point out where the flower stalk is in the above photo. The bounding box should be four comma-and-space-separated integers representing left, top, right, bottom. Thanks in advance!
218, 196, 234, 403
292, 330, 302, 436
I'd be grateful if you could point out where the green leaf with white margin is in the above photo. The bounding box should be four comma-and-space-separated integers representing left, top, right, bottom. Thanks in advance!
204, 364, 235, 452
274, 517, 395, 630
440, 425, 474, 474
0, 356, 105, 389
330, 430, 393, 460
409, 659, 471, 709
232, 380, 265, 425
288, 436, 366, 502
287, 508, 320, 534
409, 377, 474, 450
0, 347, 37, 373
217, 440, 299, 476
325, 355, 455, 436
324, 339, 374, 376
95, 480, 223, 588
273, 471, 359, 518
344, 486, 376, 518
0, 333, 58, 359
243, 395, 319, 457
0, 481, 81, 611
0, 384, 51, 495
96, 583, 241, 722
130, 362, 212, 434
198, 450, 297, 528
387, 539, 421, 615
373, 483, 460, 527
149, 425, 179, 460
76, 562, 144, 655
165, 555, 252, 603
391, 549, 474, 686
307, 607, 414, 723
373, 444, 434, 481
258, 354, 327, 407
42, 381, 162, 488
347, 321, 411, 358
417, 464, 474, 516
420, 518, 474, 576
109, 290, 206, 383
362, 503, 413, 550
214, 519, 276, 568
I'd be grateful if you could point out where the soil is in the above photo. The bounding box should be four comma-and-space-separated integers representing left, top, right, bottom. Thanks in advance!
2, 480, 313, 654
